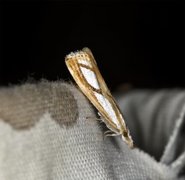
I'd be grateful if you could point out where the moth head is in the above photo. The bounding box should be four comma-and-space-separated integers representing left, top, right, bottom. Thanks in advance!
65, 50, 88, 60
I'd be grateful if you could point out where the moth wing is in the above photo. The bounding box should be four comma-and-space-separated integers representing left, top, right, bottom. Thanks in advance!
65, 50, 124, 132
82, 48, 112, 95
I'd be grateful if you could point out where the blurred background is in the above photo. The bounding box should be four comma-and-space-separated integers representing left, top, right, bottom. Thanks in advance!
0, 1, 184, 91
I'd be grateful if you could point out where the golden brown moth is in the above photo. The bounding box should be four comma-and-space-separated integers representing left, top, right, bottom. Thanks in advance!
65, 47, 133, 148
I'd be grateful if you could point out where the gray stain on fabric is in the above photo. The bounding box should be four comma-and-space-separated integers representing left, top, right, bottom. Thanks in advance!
0, 81, 78, 130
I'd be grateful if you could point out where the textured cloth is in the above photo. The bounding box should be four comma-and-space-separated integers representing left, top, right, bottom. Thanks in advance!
0, 81, 184, 179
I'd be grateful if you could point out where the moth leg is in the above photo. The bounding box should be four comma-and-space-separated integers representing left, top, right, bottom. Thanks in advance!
86, 116, 102, 121
103, 130, 113, 140
103, 131, 119, 140
97, 118, 104, 122
105, 133, 119, 137
104, 130, 113, 135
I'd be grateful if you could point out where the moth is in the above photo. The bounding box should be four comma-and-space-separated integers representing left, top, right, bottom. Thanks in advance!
65, 47, 133, 148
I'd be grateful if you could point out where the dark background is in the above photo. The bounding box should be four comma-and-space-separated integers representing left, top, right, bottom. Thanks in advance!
1, 1, 184, 91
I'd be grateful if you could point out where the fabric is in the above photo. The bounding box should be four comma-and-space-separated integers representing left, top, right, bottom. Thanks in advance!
0, 81, 184, 179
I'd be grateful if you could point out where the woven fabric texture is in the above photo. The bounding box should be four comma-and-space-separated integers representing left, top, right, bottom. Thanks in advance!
0, 81, 184, 180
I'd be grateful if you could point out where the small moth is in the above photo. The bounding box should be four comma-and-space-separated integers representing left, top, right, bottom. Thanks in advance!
65, 47, 133, 148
